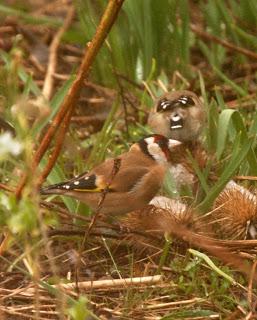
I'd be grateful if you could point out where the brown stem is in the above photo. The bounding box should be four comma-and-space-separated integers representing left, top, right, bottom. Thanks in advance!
191, 24, 257, 61
15, 0, 125, 198
42, 6, 75, 100
234, 175, 257, 181
0, 183, 14, 192
171, 225, 257, 283
248, 260, 257, 311
36, 108, 73, 188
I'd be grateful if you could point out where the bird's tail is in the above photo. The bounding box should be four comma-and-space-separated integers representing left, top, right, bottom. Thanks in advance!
40, 181, 71, 195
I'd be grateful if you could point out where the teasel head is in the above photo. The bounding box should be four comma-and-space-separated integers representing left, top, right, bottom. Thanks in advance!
210, 181, 257, 240
119, 197, 205, 254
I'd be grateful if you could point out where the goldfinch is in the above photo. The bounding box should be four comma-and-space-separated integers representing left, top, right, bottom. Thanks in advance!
41, 134, 181, 215
148, 90, 207, 192
148, 90, 206, 142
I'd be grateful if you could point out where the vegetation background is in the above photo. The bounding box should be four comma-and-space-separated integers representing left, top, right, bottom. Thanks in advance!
0, 0, 257, 319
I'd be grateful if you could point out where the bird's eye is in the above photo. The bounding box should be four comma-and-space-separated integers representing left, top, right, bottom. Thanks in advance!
177, 96, 195, 106
170, 114, 184, 130
157, 95, 195, 113
157, 98, 172, 112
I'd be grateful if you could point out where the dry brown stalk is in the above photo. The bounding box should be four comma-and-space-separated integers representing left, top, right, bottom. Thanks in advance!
82, 158, 121, 244
0, 183, 14, 192
21, 275, 163, 296
36, 108, 73, 187
15, 0, 125, 198
67, 274, 160, 290
234, 175, 257, 181
171, 224, 257, 283
42, 6, 75, 100
0, 26, 14, 33
191, 24, 257, 61
217, 239, 257, 249
248, 260, 257, 312
145, 297, 205, 310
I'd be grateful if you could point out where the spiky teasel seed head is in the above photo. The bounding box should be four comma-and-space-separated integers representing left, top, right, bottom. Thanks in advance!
211, 181, 257, 240
119, 198, 205, 253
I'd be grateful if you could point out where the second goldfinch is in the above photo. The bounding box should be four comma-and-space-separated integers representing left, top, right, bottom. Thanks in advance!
148, 90, 206, 142
148, 90, 208, 191
41, 134, 181, 215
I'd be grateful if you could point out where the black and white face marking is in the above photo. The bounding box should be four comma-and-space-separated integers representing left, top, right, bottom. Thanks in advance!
141, 135, 181, 163
156, 95, 195, 112
144, 136, 168, 163
170, 112, 184, 130
157, 99, 172, 112
177, 96, 195, 106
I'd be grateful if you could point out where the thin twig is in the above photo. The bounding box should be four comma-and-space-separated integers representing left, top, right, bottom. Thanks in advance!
248, 260, 257, 311
191, 24, 257, 61
171, 225, 257, 284
0, 183, 14, 192
42, 6, 75, 100
22, 275, 163, 296
36, 108, 73, 187
114, 71, 144, 90
234, 175, 257, 181
82, 158, 121, 247
145, 297, 205, 310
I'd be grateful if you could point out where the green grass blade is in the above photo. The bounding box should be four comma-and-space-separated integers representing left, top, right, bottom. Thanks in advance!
217, 109, 257, 174
199, 134, 253, 212
87, 99, 120, 168
0, 4, 62, 27
189, 249, 236, 285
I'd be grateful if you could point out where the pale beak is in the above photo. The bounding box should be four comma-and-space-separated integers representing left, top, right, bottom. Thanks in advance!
168, 139, 182, 149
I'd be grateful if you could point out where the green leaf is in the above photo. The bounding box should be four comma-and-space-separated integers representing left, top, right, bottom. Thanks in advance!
216, 109, 236, 159
199, 133, 253, 212
216, 109, 257, 174
189, 249, 236, 284
67, 296, 90, 320
187, 151, 209, 195
87, 99, 120, 167
0, 4, 62, 27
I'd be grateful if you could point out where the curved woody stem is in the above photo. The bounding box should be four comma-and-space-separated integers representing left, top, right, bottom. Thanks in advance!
15, 0, 125, 198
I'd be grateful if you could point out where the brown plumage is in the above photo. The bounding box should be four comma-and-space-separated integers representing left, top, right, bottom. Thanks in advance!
148, 90, 206, 142
148, 90, 208, 192
41, 135, 181, 215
